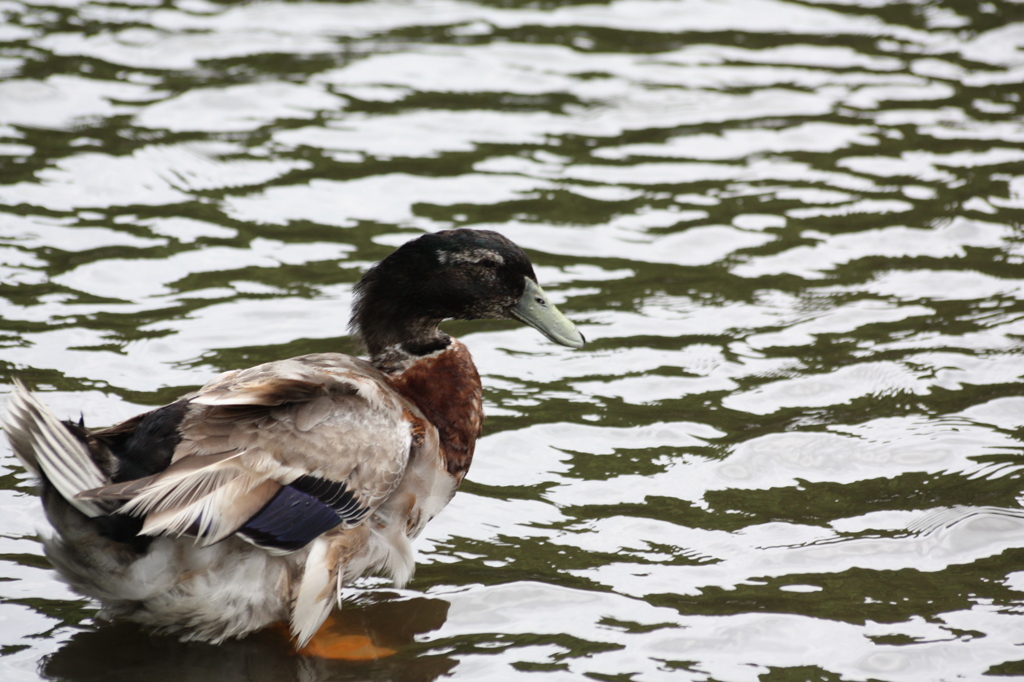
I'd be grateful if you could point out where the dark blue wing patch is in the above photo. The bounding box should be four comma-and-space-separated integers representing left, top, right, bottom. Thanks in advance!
238, 475, 370, 552
290, 475, 368, 522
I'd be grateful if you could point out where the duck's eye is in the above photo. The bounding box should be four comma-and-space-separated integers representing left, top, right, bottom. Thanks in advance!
479, 258, 498, 268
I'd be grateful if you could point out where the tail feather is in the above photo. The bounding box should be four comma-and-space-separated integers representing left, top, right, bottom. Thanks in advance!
2, 380, 112, 518
3, 386, 41, 477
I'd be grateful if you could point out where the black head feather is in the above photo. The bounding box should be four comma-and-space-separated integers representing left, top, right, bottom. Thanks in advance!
350, 229, 538, 357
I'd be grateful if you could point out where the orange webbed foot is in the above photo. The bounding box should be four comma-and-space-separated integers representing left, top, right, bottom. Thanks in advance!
275, 616, 398, 660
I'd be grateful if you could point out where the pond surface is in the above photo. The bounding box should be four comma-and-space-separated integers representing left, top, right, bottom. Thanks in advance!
2, 0, 1024, 680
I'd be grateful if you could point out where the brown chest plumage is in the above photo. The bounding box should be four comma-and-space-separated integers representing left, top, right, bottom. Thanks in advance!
386, 340, 483, 481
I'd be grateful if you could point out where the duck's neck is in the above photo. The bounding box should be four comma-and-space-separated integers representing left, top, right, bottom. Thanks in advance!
350, 285, 449, 364
365, 326, 450, 375
384, 338, 483, 481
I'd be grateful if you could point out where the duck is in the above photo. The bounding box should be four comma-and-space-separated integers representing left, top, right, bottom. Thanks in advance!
2, 228, 584, 650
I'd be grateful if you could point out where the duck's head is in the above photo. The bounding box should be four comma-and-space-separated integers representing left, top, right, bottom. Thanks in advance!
351, 229, 585, 358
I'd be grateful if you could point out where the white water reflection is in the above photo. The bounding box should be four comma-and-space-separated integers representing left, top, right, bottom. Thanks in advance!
0, 144, 309, 211
0, 75, 153, 130
736, 218, 1010, 279
38, 27, 336, 71
136, 83, 344, 132
224, 174, 551, 227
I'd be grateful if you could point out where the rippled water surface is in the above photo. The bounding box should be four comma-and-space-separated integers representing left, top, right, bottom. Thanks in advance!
3, 0, 1024, 680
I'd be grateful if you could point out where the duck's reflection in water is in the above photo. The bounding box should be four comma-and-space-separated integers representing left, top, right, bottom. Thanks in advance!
42, 594, 454, 682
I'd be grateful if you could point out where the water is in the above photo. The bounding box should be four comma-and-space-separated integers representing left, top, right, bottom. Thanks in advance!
2, 0, 1024, 679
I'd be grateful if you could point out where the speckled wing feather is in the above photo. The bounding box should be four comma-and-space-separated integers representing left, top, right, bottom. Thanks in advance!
83, 353, 423, 549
